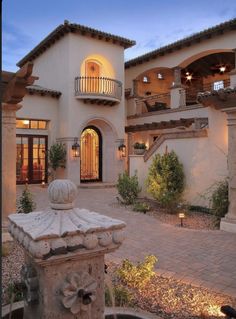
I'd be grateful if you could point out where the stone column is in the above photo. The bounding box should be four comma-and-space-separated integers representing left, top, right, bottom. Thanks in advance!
8, 179, 126, 319
220, 108, 236, 233
170, 67, 186, 109
229, 48, 236, 88
2, 103, 22, 227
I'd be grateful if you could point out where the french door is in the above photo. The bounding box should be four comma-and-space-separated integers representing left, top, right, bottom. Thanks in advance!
16, 135, 48, 184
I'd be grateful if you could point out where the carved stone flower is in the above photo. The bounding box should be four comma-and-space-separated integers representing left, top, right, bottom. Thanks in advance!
61, 271, 97, 315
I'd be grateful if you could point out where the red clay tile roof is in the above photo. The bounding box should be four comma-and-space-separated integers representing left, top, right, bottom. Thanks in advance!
26, 85, 61, 98
17, 21, 136, 67
125, 18, 236, 69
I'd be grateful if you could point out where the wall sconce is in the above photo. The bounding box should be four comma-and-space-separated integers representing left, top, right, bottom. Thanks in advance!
178, 212, 185, 227
72, 138, 80, 158
118, 143, 126, 158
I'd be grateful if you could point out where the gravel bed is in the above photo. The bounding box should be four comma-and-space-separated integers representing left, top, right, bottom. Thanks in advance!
2, 242, 24, 305
122, 199, 219, 231
2, 245, 236, 318
106, 262, 236, 319
147, 210, 218, 230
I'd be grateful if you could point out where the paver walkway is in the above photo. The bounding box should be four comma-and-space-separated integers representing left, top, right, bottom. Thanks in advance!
17, 185, 236, 298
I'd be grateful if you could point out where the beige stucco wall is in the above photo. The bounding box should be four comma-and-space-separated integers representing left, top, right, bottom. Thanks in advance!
20, 33, 126, 184
129, 107, 228, 206
17, 94, 59, 146
125, 31, 236, 89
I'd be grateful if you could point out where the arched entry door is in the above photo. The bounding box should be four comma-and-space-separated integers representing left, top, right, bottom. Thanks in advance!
80, 126, 102, 182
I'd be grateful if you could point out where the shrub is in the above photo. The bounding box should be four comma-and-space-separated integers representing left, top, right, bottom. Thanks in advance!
133, 202, 150, 214
17, 185, 36, 214
133, 142, 147, 149
117, 255, 157, 289
210, 179, 229, 218
105, 285, 132, 307
146, 151, 185, 209
116, 171, 141, 205
48, 142, 66, 171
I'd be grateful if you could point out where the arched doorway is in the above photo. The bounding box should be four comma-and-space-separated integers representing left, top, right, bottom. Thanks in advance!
80, 126, 102, 182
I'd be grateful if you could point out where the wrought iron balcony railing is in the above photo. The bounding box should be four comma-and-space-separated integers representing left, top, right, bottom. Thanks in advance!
75, 76, 122, 105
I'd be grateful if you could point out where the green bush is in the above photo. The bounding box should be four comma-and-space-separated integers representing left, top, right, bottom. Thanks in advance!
116, 171, 141, 205
117, 255, 157, 289
211, 179, 229, 218
49, 142, 66, 171
146, 151, 185, 209
17, 185, 36, 214
133, 202, 150, 214
105, 285, 132, 307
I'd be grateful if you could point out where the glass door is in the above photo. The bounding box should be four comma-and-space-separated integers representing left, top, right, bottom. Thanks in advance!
16, 135, 47, 184
80, 127, 102, 182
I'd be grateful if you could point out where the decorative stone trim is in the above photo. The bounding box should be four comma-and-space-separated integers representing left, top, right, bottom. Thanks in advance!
8, 179, 126, 260
61, 271, 97, 315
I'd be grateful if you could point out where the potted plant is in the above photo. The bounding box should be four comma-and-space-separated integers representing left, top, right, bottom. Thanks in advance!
133, 142, 147, 155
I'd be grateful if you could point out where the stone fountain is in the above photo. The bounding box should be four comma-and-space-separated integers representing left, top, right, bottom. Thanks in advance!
8, 179, 126, 319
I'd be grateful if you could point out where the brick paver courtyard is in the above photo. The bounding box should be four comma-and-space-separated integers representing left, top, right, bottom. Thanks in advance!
17, 185, 236, 298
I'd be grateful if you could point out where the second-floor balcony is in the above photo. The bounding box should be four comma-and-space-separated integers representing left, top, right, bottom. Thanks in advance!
75, 76, 122, 106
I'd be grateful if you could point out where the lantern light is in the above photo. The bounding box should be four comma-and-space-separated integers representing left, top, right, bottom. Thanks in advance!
178, 212, 185, 227
118, 143, 126, 158
72, 138, 80, 157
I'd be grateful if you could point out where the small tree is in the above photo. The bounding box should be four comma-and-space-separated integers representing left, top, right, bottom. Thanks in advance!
48, 142, 66, 179
116, 171, 141, 205
17, 185, 36, 214
146, 150, 185, 209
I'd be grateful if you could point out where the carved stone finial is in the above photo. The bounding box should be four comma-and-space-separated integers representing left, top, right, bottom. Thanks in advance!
48, 179, 78, 210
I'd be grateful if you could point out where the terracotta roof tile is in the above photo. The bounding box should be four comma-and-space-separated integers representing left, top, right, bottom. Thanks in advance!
26, 85, 61, 98
17, 21, 135, 67
125, 18, 236, 69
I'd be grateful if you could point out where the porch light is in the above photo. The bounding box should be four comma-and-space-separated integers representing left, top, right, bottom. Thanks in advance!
72, 138, 80, 157
157, 73, 164, 80
118, 143, 126, 158
219, 66, 226, 73
186, 72, 192, 81
179, 212, 185, 227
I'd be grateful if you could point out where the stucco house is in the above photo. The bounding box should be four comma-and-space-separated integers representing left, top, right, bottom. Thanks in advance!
13, 18, 236, 209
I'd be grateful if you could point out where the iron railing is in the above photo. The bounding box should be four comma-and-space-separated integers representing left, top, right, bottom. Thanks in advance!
75, 76, 122, 101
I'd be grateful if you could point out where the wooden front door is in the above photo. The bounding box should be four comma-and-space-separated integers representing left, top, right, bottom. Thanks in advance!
85, 61, 100, 93
80, 127, 102, 182
16, 135, 48, 184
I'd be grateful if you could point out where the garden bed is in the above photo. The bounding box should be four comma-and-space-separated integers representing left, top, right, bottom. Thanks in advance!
3, 244, 236, 319
106, 262, 236, 319
123, 198, 219, 231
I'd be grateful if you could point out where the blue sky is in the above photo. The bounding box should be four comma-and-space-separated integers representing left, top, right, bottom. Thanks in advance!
3, 0, 236, 72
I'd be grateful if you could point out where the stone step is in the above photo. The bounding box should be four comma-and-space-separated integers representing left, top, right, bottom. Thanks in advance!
78, 182, 116, 189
